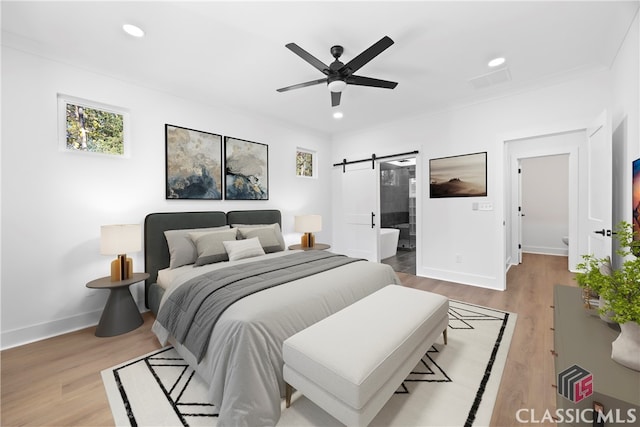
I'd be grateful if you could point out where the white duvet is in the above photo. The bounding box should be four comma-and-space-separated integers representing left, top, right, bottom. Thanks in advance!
152, 251, 400, 426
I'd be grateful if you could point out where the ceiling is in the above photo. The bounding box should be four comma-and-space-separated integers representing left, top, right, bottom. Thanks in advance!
2, 1, 638, 137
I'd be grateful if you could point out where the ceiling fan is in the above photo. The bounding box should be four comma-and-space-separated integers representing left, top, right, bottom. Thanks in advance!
277, 36, 398, 107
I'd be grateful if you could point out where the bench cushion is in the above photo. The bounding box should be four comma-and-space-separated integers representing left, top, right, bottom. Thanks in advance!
282, 285, 449, 411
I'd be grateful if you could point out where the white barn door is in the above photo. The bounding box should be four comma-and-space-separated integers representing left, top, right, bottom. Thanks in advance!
339, 162, 379, 261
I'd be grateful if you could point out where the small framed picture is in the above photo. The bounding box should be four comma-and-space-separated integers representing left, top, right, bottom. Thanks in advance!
58, 94, 130, 157
165, 124, 223, 200
296, 147, 317, 178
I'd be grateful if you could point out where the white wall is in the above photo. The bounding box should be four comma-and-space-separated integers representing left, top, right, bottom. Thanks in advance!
521, 155, 569, 256
332, 70, 612, 291
0, 46, 332, 349
611, 11, 640, 235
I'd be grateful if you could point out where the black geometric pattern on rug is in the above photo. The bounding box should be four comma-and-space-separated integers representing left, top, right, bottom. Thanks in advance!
112, 346, 218, 427
146, 347, 219, 424
112, 300, 509, 427
447, 301, 509, 427
395, 345, 451, 394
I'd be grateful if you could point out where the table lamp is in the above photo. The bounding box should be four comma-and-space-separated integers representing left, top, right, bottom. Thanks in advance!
100, 224, 141, 281
294, 215, 322, 248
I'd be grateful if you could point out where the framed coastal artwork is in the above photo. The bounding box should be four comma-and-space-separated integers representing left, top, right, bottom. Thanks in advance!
165, 124, 223, 200
224, 137, 269, 200
58, 94, 130, 157
429, 151, 487, 198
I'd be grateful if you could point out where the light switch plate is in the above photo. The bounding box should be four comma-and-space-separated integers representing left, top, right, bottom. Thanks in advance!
472, 202, 493, 211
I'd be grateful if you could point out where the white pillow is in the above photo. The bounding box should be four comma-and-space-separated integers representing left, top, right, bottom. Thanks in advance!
223, 237, 265, 261
189, 228, 238, 266
164, 225, 230, 268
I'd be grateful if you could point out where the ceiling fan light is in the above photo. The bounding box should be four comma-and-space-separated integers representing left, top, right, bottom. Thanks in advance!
488, 57, 506, 68
333, 111, 344, 119
328, 79, 347, 93
123, 24, 145, 38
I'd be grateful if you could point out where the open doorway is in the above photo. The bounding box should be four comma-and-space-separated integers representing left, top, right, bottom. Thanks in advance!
519, 154, 570, 261
505, 130, 582, 274
380, 156, 416, 274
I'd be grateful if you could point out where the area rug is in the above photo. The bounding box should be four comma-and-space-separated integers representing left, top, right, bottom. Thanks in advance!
102, 300, 516, 427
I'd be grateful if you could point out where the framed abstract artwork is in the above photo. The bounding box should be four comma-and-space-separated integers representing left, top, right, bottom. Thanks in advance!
58, 94, 130, 157
296, 147, 316, 178
165, 124, 223, 200
224, 137, 269, 200
429, 151, 487, 198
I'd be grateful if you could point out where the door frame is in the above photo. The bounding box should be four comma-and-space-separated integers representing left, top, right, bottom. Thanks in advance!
378, 154, 420, 263
505, 131, 581, 273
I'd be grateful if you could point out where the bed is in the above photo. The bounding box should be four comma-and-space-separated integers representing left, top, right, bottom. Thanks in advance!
145, 210, 401, 426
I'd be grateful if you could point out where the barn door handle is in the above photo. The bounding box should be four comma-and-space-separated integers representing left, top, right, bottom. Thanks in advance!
371, 212, 376, 228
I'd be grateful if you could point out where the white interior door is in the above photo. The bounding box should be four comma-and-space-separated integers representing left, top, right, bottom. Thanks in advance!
340, 162, 379, 261
582, 111, 612, 260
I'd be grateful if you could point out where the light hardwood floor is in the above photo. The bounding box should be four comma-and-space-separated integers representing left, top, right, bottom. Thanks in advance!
1, 253, 574, 426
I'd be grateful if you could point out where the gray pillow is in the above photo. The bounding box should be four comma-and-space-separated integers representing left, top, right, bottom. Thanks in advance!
164, 225, 230, 269
233, 223, 286, 253
189, 228, 238, 266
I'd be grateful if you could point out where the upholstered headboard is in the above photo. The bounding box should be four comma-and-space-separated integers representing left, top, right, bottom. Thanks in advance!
226, 209, 281, 228
144, 211, 227, 308
144, 209, 282, 310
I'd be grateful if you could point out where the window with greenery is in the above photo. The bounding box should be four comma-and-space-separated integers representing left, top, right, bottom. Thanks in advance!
58, 95, 129, 157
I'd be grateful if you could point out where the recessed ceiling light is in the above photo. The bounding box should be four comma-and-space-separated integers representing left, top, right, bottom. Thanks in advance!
488, 57, 505, 68
123, 24, 145, 38
333, 111, 344, 119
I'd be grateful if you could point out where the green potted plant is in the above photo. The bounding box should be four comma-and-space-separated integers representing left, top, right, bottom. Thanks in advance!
575, 221, 640, 371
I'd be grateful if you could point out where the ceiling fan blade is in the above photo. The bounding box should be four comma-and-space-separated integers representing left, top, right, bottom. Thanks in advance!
346, 75, 398, 89
285, 43, 330, 75
331, 91, 341, 107
339, 36, 394, 75
277, 78, 327, 92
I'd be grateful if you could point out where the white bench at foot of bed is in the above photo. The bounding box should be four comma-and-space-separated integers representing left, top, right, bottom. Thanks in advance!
282, 285, 449, 426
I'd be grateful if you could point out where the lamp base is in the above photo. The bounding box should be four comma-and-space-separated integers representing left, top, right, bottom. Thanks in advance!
110, 255, 133, 282
301, 232, 315, 248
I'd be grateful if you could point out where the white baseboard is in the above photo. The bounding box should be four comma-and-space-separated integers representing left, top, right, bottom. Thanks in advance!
416, 266, 503, 291
1, 309, 102, 350
522, 245, 568, 256
1, 300, 149, 350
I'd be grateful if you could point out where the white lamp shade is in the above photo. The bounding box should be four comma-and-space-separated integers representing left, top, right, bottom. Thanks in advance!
100, 224, 141, 255
294, 215, 322, 233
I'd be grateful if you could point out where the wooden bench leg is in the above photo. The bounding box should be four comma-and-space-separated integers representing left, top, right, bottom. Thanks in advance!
443, 328, 448, 345
285, 382, 293, 408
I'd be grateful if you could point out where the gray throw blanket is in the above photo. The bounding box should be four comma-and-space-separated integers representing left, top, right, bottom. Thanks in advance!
156, 251, 362, 361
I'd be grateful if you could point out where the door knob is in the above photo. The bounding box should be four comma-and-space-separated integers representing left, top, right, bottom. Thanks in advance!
593, 229, 612, 236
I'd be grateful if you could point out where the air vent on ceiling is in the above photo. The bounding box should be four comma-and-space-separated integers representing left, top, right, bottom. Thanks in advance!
468, 67, 512, 89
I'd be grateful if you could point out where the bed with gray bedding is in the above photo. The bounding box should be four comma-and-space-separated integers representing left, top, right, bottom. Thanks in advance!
145, 210, 400, 426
